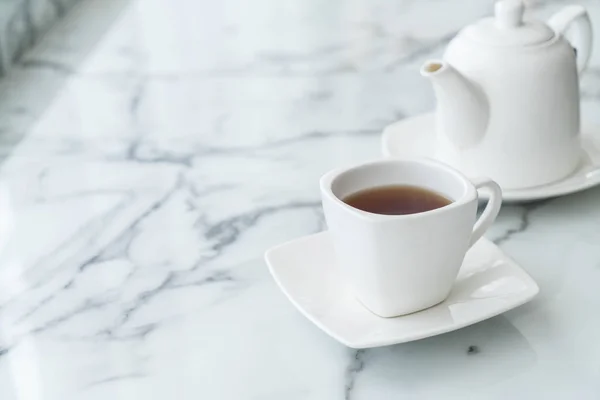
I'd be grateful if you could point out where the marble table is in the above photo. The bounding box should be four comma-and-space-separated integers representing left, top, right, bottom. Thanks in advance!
0, 0, 600, 398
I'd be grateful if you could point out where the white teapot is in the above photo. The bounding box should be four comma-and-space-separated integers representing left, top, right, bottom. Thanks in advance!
421, 0, 592, 189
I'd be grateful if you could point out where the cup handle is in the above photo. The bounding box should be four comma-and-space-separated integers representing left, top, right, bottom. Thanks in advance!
468, 177, 502, 248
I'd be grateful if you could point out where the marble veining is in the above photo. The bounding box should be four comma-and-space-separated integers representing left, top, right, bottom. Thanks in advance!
0, 0, 599, 398
0, 0, 82, 75
344, 349, 366, 400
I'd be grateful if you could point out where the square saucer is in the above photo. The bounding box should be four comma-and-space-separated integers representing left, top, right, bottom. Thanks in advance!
266, 231, 539, 349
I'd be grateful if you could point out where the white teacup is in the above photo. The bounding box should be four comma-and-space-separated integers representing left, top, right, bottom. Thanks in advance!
320, 158, 502, 317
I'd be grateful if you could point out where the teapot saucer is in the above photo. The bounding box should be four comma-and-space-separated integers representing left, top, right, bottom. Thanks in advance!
382, 113, 600, 203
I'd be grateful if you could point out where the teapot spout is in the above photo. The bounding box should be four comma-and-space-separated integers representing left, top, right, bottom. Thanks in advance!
421, 60, 489, 148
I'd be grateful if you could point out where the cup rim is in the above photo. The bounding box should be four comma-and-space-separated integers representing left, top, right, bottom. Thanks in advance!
320, 158, 478, 220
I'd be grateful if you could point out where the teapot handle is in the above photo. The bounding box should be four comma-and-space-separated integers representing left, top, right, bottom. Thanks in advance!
548, 5, 593, 74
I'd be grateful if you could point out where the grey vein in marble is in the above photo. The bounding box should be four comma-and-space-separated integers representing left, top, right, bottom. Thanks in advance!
0, 0, 82, 75
344, 349, 366, 400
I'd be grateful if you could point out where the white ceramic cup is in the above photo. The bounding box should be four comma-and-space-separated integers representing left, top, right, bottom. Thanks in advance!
320, 158, 502, 318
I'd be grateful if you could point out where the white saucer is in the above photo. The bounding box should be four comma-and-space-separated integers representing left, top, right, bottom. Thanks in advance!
266, 231, 539, 349
382, 113, 600, 203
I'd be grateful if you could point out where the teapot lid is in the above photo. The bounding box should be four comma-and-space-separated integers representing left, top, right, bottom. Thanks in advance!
460, 0, 555, 46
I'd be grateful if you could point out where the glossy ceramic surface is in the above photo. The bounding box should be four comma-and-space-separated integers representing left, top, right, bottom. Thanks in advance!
320, 159, 501, 317
423, 0, 593, 189
382, 113, 600, 202
266, 231, 539, 349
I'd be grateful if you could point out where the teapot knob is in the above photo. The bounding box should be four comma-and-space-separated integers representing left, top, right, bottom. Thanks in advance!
495, 0, 524, 29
